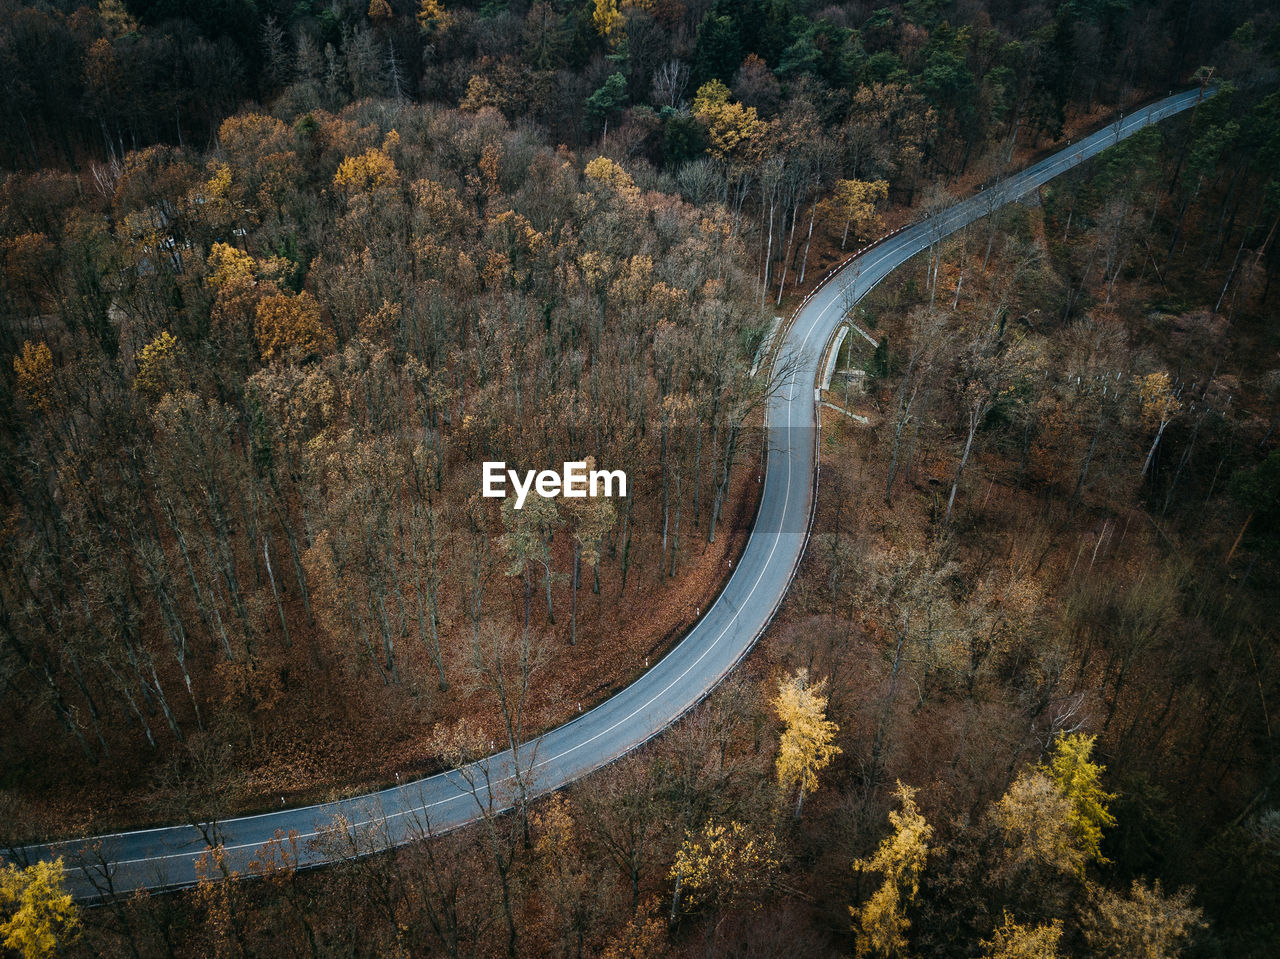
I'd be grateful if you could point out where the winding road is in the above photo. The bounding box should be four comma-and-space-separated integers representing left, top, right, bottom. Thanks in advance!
13, 87, 1210, 900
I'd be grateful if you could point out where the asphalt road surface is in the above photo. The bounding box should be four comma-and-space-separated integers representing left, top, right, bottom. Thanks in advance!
12, 87, 1210, 900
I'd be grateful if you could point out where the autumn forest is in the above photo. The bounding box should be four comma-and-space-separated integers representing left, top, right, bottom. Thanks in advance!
1, 0, 1279, 956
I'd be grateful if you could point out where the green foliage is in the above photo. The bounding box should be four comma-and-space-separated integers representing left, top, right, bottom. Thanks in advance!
1229, 450, 1280, 541
1103, 773, 1176, 883
776, 30, 822, 80
866, 50, 909, 84
661, 111, 706, 166
1197, 811, 1280, 956
692, 13, 742, 85
869, 336, 890, 379
587, 72, 628, 124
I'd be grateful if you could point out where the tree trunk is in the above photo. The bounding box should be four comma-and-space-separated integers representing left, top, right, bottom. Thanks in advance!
945, 405, 983, 525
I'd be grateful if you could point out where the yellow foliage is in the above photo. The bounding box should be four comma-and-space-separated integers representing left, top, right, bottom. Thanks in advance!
981, 912, 1064, 959
592, 0, 625, 38
479, 141, 502, 195
991, 769, 1085, 879
608, 254, 654, 304
217, 113, 291, 161
1, 231, 53, 280
601, 905, 668, 959
97, 0, 137, 37
333, 148, 400, 195
1081, 879, 1205, 959
13, 341, 54, 413
84, 37, 116, 95
411, 177, 469, 238
649, 281, 686, 311
828, 178, 890, 248
584, 156, 637, 197
367, 0, 392, 20
205, 160, 232, 199
359, 299, 402, 340
190, 160, 241, 229
133, 330, 183, 400
691, 80, 731, 117
490, 209, 548, 259
254, 291, 335, 363
692, 82, 765, 161
205, 241, 256, 291
850, 782, 932, 958
670, 820, 778, 912
1139, 371, 1180, 428
578, 250, 613, 289
416, 0, 452, 31
533, 794, 576, 854
257, 254, 296, 287
459, 75, 503, 113
0, 858, 79, 959
700, 215, 732, 240
482, 251, 512, 289
1044, 733, 1116, 871
772, 668, 841, 811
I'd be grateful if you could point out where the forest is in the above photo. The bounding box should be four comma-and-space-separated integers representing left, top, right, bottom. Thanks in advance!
1, 0, 1279, 956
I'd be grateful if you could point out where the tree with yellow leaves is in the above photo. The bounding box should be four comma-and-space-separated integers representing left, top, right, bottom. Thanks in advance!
584, 156, 640, 206
133, 330, 183, 401
592, 0, 624, 39
773, 668, 841, 818
0, 858, 79, 959
827, 178, 890, 249
669, 820, 778, 919
1139, 370, 1181, 478
980, 912, 1064, 958
205, 241, 256, 291
532, 795, 596, 957
585, 156, 634, 192
990, 768, 1087, 883
690, 79, 731, 117
691, 80, 765, 162
254, 291, 335, 363
97, 0, 138, 38
333, 147, 400, 195
13, 340, 54, 413
1, 232, 55, 311
601, 906, 668, 959
205, 242, 270, 367
190, 161, 243, 237
850, 782, 932, 958
1080, 879, 1204, 959
1045, 733, 1116, 871
417, 0, 452, 32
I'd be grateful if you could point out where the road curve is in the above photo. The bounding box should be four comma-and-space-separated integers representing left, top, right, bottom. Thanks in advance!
13, 87, 1209, 900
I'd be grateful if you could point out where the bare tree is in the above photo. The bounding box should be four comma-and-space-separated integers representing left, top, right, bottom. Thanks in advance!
650, 60, 689, 109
